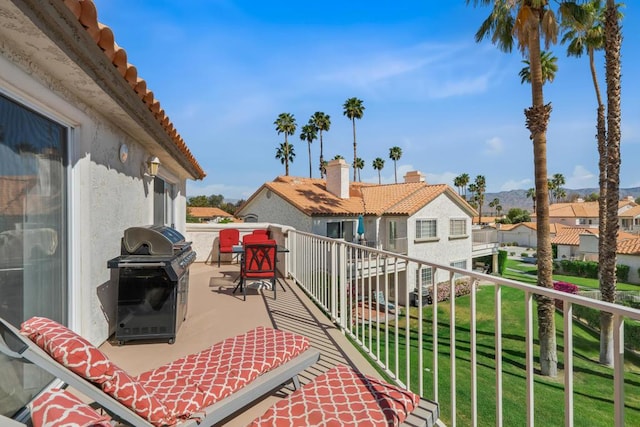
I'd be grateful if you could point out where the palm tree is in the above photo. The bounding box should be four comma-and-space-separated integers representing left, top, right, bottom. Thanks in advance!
472, 175, 487, 225
354, 157, 365, 182
551, 173, 566, 203
598, 0, 622, 366
320, 160, 328, 177
274, 113, 297, 176
518, 50, 559, 84
275, 142, 295, 175
343, 97, 365, 181
489, 197, 500, 215
310, 112, 331, 178
526, 187, 537, 211
299, 123, 317, 178
372, 158, 385, 184
388, 146, 402, 184
459, 173, 470, 200
453, 175, 463, 196
562, 0, 621, 365
467, 0, 574, 377
333, 154, 344, 160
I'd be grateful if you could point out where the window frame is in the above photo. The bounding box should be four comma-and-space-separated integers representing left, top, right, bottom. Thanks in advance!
415, 218, 438, 241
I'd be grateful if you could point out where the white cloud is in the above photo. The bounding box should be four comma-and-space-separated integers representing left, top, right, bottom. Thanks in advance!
501, 179, 533, 191
484, 137, 504, 155
565, 165, 597, 189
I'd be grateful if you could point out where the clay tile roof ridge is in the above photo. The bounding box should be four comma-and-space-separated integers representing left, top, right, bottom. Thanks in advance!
64, 0, 205, 179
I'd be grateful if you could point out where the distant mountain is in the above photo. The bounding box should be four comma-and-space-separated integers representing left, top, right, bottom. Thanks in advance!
478, 187, 640, 214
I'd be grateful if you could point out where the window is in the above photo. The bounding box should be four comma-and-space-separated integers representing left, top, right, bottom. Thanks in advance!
450, 259, 468, 279
326, 221, 355, 241
635, 218, 640, 226
415, 267, 433, 291
0, 92, 68, 416
416, 219, 437, 239
450, 219, 467, 236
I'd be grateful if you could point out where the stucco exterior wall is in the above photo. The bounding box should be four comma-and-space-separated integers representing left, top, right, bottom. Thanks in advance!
1, 34, 188, 344
498, 226, 537, 247
406, 193, 473, 285
239, 189, 312, 233
618, 254, 640, 284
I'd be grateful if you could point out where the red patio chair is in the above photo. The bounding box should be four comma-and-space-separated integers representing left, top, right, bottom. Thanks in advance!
218, 228, 240, 267
234, 240, 277, 301
251, 229, 270, 239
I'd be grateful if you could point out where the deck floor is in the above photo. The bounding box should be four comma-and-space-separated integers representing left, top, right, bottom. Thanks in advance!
99, 261, 384, 426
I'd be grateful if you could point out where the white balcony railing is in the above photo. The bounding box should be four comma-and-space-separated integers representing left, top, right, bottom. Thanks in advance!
286, 229, 640, 427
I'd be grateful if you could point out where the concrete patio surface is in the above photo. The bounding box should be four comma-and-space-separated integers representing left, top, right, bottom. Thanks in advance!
98, 261, 384, 426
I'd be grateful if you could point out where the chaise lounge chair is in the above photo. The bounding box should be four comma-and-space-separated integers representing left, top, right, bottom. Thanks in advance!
0, 316, 320, 426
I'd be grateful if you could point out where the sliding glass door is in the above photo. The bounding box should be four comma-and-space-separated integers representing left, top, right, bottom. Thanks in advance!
0, 93, 68, 417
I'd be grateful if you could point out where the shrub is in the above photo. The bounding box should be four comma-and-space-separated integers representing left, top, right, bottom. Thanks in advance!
521, 252, 528, 257
510, 252, 515, 256
573, 305, 640, 352
498, 250, 508, 275
553, 281, 578, 310
616, 264, 630, 282
429, 279, 477, 303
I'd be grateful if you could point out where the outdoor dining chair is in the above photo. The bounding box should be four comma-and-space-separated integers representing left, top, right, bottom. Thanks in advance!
217, 228, 240, 267
234, 240, 277, 301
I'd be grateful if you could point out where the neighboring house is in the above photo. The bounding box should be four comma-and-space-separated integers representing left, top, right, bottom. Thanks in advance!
618, 204, 640, 233
188, 207, 235, 223
0, 0, 204, 410
497, 222, 575, 248
532, 197, 637, 229
237, 159, 477, 291
616, 237, 640, 284
550, 227, 598, 260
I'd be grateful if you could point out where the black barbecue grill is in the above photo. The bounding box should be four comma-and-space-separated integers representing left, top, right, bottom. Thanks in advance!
107, 225, 196, 345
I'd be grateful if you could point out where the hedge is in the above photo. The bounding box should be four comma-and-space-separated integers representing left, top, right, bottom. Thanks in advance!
573, 304, 640, 352
557, 259, 631, 282
498, 250, 508, 275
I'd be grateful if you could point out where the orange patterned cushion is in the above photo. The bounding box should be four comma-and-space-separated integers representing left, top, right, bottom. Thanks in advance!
102, 366, 176, 426
137, 326, 310, 409
30, 389, 112, 427
251, 364, 420, 426
20, 317, 113, 384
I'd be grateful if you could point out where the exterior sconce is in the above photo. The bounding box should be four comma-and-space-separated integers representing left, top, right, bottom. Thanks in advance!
146, 156, 160, 178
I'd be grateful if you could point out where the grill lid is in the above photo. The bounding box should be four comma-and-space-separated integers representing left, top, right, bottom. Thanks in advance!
122, 225, 186, 255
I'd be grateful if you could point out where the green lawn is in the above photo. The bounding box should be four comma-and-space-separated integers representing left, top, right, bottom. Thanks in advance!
504, 259, 640, 291
361, 285, 640, 426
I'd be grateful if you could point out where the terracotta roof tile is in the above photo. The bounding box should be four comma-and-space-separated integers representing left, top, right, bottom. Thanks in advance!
619, 205, 640, 218
550, 227, 595, 246
618, 237, 640, 255
252, 176, 471, 217
63, 0, 205, 179
188, 207, 233, 218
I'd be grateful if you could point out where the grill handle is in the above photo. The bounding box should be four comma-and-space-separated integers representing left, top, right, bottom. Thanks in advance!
113, 262, 166, 268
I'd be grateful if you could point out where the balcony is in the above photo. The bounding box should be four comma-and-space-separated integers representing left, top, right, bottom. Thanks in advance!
96, 223, 640, 426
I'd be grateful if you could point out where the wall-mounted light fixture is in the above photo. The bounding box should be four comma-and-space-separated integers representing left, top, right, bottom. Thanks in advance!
145, 156, 160, 178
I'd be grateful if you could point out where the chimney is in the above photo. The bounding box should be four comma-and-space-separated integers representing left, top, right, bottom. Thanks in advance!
326, 159, 350, 198
404, 171, 426, 183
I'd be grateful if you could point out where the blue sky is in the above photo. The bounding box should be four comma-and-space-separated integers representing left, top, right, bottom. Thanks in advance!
93, 1, 640, 200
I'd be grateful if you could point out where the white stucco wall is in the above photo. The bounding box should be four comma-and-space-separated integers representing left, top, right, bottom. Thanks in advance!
618, 254, 640, 284
1, 35, 189, 344
498, 226, 537, 247
406, 193, 473, 285
239, 189, 312, 233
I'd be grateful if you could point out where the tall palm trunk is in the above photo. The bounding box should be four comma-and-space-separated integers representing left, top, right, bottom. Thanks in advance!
284, 135, 290, 176
307, 140, 312, 178
319, 131, 324, 178
352, 118, 357, 182
525, 24, 557, 377
600, 0, 622, 365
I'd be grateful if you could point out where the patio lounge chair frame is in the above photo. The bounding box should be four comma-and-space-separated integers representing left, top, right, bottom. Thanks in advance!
0, 318, 320, 427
